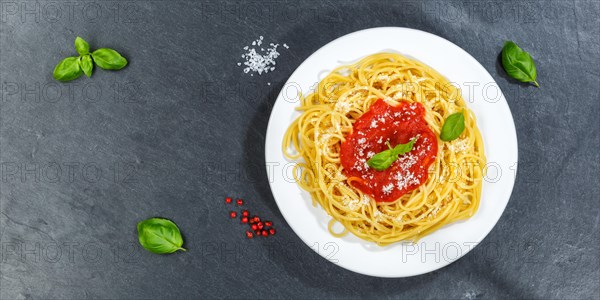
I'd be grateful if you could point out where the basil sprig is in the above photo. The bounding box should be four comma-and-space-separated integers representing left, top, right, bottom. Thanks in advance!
53, 36, 127, 82
137, 218, 186, 254
501, 41, 539, 87
367, 138, 416, 171
440, 111, 465, 141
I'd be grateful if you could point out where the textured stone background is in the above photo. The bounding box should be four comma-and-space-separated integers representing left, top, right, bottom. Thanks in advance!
1, 0, 598, 299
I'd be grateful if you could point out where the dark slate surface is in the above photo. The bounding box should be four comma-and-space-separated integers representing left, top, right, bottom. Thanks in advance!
1, 1, 598, 299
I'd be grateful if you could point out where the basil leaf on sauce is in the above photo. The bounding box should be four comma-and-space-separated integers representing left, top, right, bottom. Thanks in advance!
367, 139, 416, 171
392, 138, 416, 155
137, 218, 186, 254
367, 149, 398, 171
440, 112, 465, 141
501, 41, 539, 87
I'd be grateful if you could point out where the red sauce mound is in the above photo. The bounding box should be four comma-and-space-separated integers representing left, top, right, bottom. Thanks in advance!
340, 99, 438, 202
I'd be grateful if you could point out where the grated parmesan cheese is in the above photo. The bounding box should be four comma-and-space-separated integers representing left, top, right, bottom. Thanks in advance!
334, 100, 351, 113
395, 215, 404, 223
373, 210, 383, 221
382, 183, 394, 195
342, 195, 361, 211
361, 195, 370, 206
449, 138, 469, 153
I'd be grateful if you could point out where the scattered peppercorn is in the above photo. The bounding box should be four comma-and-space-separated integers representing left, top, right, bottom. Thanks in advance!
225, 196, 277, 239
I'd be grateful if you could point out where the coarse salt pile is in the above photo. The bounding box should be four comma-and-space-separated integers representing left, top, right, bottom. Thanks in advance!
237, 36, 289, 76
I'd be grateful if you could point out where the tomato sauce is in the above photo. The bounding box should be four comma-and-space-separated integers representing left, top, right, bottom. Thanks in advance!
340, 99, 438, 202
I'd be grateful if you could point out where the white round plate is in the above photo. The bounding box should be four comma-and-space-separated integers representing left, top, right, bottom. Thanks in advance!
265, 27, 518, 277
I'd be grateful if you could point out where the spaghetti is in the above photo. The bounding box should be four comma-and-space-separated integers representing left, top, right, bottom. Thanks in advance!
282, 53, 486, 245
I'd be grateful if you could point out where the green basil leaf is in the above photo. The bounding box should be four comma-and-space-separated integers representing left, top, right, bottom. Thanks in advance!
53, 56, 83, 82
74, 36, 90, 56
392, 138, 416, 155
367, 149, 398, 171
440, 112, 465, 141
367, 139, 417, 171
501, 41, 539, 87
92, 48, 128, 70
137, 218, 186, 254
80, 55, 93, 78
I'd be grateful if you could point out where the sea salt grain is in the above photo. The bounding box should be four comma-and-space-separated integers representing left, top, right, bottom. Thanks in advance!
238, 36, 288, 76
